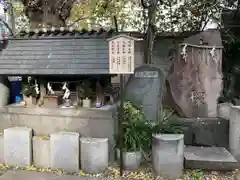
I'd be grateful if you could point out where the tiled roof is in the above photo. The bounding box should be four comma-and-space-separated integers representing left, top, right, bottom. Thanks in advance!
11, 27, 115, 40
11, 27, 202, 40
0, 27, 116, 75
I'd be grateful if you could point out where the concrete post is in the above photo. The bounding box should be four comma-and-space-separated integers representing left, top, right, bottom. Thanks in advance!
0, 134, 4, 163
218, 103, 232, 120
229, 106, 240, 161
50, 132, 79, 172
33, 136, 50, 168
152, 134, 184, 180
4, 127, 32, 167
80, 137, 108, 174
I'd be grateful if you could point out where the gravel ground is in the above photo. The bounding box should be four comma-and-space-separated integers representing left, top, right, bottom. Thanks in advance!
0, 164, 237, 180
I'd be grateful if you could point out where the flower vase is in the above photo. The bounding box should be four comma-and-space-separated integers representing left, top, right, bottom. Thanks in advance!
82, 98, 91, 108
24, 95, 33, 106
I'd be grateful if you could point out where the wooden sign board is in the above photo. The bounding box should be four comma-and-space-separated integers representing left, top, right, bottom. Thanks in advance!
108, 34, 139, 74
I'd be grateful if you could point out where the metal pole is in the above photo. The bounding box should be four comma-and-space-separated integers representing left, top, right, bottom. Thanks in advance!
119, 74, 124, 176
113, 15, 124, 176
9, 0, 15, 34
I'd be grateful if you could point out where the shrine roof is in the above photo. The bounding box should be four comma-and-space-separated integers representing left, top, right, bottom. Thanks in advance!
0, 27, 119, 75
10, 27, 115, 40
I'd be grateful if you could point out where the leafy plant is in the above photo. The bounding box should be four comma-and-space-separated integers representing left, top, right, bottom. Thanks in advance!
115, 101, 152, 152
118, 101, 145, 122
150, 106, 185, 134
81, 80, 92, 99
21, 78, 37, 97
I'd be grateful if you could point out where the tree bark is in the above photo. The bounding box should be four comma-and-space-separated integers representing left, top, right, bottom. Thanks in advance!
142, 0, 159, 64
21, 0, 76, 28
37, 78, 46, 107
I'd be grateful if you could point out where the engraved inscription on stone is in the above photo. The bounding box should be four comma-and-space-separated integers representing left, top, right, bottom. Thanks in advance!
134, 71, 159, 78
123, 65, 165, 121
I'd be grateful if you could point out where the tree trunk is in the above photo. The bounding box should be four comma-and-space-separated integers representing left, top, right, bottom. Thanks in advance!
21, 0, 76, 28
37, 78, 46, 107
143, 0, 158, 64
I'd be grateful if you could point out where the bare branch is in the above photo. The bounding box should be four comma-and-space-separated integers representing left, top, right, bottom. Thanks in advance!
67, 16, 90, 27
141, 0, 150, 9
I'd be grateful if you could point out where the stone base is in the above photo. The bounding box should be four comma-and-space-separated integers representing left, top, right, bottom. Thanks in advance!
50, 132, 79, 172
217, 103, 232, 120
178, 117, 229, 148
0, 135, 3, 164
184, 146, 239, 170
236, 172, 240, 180
33, 136, 50, 168
0, 104, 115, 163
152, 134, 184, 180
4, 127, 32, 167
80, 137, 108, 174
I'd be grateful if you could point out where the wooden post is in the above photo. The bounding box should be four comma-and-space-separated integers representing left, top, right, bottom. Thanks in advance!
37, 78, 46, 106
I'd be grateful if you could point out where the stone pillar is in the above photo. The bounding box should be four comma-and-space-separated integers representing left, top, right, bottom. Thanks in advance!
33, 136, 50, 168
0, 134, 4, 164
4, 127, 32, 167
229, 106, 240, 160
50, 132, 79, 172
80, 137, 108, 174
218, 103, 233, 120
152, 134, 184, 180
0, 76, 9, 108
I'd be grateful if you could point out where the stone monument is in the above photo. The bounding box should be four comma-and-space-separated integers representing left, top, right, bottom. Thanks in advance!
123, 64, 165, 121
166, 30, 223, 117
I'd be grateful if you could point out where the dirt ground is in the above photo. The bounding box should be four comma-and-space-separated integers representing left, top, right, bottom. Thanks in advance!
0, 164, 237, 180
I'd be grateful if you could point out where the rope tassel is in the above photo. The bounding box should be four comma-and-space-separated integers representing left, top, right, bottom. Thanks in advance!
47, 82, 55, 94
62, 82, 70, 99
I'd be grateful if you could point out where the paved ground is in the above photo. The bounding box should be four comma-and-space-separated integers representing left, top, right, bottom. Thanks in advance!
0, 170, 115, 180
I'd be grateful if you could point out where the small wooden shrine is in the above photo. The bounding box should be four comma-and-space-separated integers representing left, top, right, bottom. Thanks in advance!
0, 27, 125, 108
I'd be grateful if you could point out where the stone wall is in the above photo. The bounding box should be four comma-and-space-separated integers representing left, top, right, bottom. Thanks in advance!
0, 105, 116, 161
178, 117, 229, 148
0, 127, 110, 173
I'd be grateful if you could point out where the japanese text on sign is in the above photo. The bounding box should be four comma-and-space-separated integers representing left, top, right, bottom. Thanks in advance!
109, 36, 135, 74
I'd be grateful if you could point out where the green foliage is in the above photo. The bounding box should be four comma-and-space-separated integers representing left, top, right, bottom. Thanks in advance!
115, 101, 151, 152
219, 10, 240, 104
13, 0, 227, 32
184, 169, 204, 180
115, 101, 185, 154
120, 101, 145, 122
21, 78, 37, 97
81, 80, 92, 98
122, 119, 152, 152
151, 106, 185, 134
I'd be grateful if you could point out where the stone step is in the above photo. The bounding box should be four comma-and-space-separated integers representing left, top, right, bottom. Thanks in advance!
184, 146, 239, 170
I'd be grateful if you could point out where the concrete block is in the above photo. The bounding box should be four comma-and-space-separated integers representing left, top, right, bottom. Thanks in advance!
178, 117, 229, 148
4, 127, 32, 167
80, 137, 108, 174
230, 106, 240, 161
218, 103, 232, 120
152, 134, 184, 180
184, 146, 239, 170
50, 132, 79, 172
33, 136, 50, 168
0, 135, 4, 163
